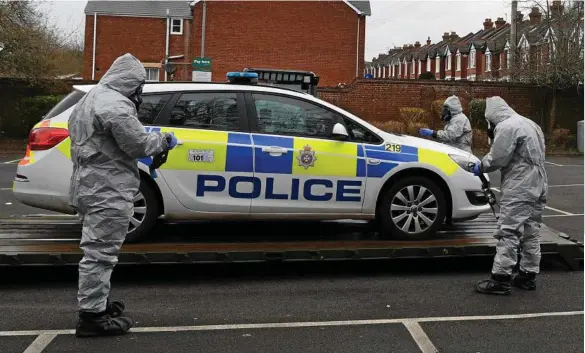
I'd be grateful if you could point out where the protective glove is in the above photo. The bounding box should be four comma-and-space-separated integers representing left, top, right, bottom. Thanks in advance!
165, 132, 178, 150
418, 128, 434, 137
471, 162, 482, 176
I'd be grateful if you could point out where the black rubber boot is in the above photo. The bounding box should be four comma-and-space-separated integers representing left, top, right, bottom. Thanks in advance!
512, 271, 537, 290
106, 299, 125, 317
474, 274, 512, 295
75, 311, 133, 338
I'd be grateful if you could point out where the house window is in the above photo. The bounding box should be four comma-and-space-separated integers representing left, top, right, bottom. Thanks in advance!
418, 60, 421, 75
145, 68, 160, 82
447, 54, 452, 71
469, 49, 476, 68
426, 58, 431, 72
485, 52, 492, 72
411, 59, 416, 74
435, 56, 440, 73
398, 62, 401, 76
505, 49, 510, 69
456, 53, 461, 71
171, 18, 183, 35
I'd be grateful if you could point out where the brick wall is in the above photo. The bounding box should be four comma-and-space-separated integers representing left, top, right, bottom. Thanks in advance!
190, 0, 363, 87
317, 79, 584, 133
83, 15, 189, 81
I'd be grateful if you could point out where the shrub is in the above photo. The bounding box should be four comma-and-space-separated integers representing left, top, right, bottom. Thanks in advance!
1, 95, 63, 138
418, 71, 436, 80
548, 128, 575, 150
472, 128, 489, 149
406, 121, 428, 136
429, 99, 444, 129
398, 107, 428, 126
469, 98, 487, 130
370, 120, 406, 134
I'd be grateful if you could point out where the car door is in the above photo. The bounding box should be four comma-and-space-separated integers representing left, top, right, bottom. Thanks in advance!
155, 91, 254, 214
246, 92, 365, 215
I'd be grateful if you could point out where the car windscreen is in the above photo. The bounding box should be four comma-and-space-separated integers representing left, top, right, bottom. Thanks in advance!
42, 89, 86, 120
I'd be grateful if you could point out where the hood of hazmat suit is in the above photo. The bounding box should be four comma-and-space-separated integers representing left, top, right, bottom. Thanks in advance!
435, 95, 473, 153
67, 53, 169, 313
480, 96, 549, 276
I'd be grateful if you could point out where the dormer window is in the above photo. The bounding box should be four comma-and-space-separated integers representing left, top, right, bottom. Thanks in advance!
456, 51, 461, 71
469, 46, 476, 68
485, 49, 492, 72
426, 57, 431, 71
435, 55, 440, 73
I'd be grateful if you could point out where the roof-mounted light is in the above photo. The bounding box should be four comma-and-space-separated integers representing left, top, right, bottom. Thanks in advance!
226, 72, 259, 84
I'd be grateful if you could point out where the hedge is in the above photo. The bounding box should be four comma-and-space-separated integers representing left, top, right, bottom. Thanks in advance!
0, 95, 63, 138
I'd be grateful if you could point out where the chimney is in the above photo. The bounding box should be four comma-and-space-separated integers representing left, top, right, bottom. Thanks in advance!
551, 0, 564, 18
408, 44, 414, 49
516, 11, 524, 23
426, 36, 431, 46
529, 7, 542, 25
495, 17, 506, 29
414, 41, 421, 48
449, 31, 458, 41
483, 18, 493, 30
403, 44, 409, 49
442, 32, 450, 41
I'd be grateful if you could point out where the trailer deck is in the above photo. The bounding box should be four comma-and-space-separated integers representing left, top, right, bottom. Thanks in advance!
0, 215, 582, 269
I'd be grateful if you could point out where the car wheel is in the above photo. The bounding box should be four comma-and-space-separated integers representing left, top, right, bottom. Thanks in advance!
378, 176, 446, 240
125, 179, 159, 243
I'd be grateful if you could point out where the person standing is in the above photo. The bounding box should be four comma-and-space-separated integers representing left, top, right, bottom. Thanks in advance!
418, 95, 473, 153
470, 96, 548, 295
68, 53, 177, 336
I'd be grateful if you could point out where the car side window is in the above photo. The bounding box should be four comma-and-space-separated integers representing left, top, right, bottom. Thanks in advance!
251, 93, 337, 139
137, 94, 172, 125
342, 117, 383, 144
169, 92, 240, 131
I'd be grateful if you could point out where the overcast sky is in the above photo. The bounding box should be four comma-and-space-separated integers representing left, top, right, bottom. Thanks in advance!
39, 0, 512, 60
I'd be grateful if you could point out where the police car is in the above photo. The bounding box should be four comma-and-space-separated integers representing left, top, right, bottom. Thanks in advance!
12, 72, 490, 242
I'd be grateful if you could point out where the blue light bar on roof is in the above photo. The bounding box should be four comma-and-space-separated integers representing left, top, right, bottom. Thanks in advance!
226, 71, 259, 84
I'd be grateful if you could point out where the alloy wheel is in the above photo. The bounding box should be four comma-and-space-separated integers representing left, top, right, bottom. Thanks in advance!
128, 191, 147, 233
390, 185, 439, 234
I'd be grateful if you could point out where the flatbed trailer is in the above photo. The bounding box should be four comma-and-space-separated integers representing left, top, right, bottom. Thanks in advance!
0, 215, 582, 269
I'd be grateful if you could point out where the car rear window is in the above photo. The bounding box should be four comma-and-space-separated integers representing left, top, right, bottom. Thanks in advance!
42, 89, 86, 120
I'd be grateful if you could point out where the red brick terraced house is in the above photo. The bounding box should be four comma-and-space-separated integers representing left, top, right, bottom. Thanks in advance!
83, 0, 372, 87
365, 1, 583, 82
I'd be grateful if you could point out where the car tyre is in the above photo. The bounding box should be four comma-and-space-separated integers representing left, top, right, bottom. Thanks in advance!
378, 176, 446, 240
125, 178, 159, 243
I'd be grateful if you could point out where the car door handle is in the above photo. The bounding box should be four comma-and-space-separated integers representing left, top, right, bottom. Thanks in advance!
367, 158, 381, 165
176, 140, 184, 146
262, 146, 288, 155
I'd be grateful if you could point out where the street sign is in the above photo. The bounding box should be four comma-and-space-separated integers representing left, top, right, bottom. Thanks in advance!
192, 57, 212, 72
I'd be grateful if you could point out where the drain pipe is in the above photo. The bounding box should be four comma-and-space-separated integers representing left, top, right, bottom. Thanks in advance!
165, 8, 170, 81
92, 12, 97, 80
200, 0, 207, 57
355, 15, 360, 78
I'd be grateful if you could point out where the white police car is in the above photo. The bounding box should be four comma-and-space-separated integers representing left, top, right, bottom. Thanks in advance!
12, 72, 490, 242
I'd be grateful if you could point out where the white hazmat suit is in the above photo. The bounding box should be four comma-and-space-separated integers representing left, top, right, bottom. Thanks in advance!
435, 96, 473, 153
475, 96, 548, 294
68, 53, 169, 323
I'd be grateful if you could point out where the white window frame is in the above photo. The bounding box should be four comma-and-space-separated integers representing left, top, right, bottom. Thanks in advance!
418, 60, 422, 75
391, 64, 395, 78
171, 18, 183, 35
469, 45, 476, 68
145, 68, 160, 82
398, 61, 402, 76
426, 57, 431, 72
485, 48, 492, 72
411, 59, 416, 74
456, 51, 461, 71
435, 54, 440, 73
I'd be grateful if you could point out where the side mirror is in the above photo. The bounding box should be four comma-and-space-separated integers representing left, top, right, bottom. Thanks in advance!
331, 123, 349, 141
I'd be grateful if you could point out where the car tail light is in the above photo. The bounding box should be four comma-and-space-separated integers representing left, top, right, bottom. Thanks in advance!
28, 127, 69, 151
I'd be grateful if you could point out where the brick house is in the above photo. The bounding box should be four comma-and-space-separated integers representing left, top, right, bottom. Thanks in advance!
366, 1, 582, 83
83, 0, 371, 87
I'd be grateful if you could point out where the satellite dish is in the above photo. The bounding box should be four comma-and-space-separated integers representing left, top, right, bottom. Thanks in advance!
164, 63, 176, 74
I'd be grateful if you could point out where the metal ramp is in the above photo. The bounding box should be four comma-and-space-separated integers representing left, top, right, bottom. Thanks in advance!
0, 215, 582, 269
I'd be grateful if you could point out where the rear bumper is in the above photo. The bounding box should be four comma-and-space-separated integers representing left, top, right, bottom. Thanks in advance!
12, 150, 74, 214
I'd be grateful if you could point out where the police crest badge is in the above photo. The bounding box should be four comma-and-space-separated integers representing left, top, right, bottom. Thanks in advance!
297, 145, 317, 169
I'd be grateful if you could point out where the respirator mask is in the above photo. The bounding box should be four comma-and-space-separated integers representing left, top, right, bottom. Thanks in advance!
487, 121, 495, 140
129, 81, 145, 112
441, 106, 452, 122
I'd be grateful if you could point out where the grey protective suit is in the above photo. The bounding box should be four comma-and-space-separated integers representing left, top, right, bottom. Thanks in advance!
435, 96, 473, 153
480, 96, 548, 276
68, 53, 169, 313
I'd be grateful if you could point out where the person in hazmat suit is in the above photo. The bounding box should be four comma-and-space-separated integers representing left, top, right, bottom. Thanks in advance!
470, 96, 547, 295
418, 95, 473, 153
68, 53, 177, 337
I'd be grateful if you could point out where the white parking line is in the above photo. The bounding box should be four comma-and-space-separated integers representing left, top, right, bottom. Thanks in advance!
22, 333, 57, 353
1, 311, 582, 337
403, 321, 439, 353
545, 161, 564, 166
2, 159, 20, 164
543, 214, 584, 218
547, 184, 584, 188
0, 187, 11, 191
490, 187, 575, 216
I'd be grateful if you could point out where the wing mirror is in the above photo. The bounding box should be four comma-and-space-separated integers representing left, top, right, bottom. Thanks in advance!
331, 123, 349, 141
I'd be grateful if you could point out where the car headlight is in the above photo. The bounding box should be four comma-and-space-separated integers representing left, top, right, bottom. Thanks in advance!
449, 154, 480, 172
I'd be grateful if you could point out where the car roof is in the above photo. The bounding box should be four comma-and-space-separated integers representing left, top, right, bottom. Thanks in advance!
72, 82, 312, 98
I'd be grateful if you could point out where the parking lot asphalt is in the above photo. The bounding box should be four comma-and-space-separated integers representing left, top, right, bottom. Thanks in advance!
0, 154, 583, 353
